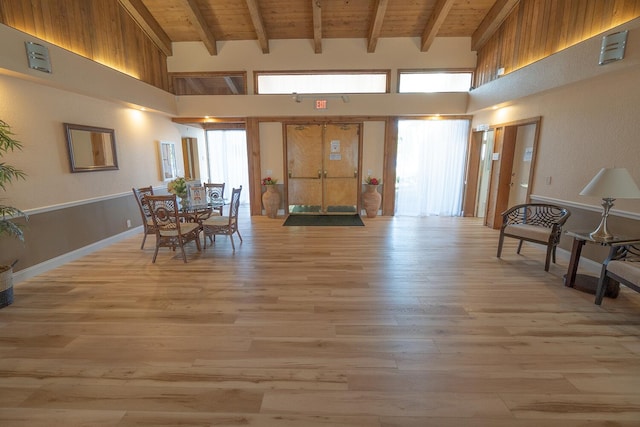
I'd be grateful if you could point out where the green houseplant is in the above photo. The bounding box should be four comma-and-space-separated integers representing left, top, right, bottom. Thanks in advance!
0, 119, 27, 308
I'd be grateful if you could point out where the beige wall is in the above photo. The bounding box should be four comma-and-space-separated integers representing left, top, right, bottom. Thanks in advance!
168, 37, 477, 79
0, 74, 191, 211
470, 18, 640, 217
0, 70, 194, 276
0, 25, 177, 115
170, 37, 475, 117
0, 25, 191, 277
259, 122, 285, 183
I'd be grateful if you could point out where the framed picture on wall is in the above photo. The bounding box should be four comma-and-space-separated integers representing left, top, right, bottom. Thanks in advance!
159, 141, 178, 181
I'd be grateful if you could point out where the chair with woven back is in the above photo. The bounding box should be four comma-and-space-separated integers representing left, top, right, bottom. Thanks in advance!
144, 194, 202, 263
496, 203, 571, 271
132, 186, 156, 249
204, 182, 225, 216
201, 186, 243, 251
595, 244, 640, 305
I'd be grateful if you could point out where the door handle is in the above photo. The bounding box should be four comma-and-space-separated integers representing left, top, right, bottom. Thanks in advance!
318, 170, 322, 178
354, 170, 357, 178
324, 170, 328, 178
288, 170, 292, 178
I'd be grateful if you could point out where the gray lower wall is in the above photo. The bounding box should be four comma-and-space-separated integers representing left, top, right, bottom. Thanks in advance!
0, 193, 141, 273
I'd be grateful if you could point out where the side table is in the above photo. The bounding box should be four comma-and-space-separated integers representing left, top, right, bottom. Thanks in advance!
564, 230, 640, 297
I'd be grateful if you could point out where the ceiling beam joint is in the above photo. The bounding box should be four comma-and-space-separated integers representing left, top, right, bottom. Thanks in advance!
180, 0, 218, 55
118, 0, 172, 56
367, 0, 389, 53
420, 0, 456, 52
312, 0, 323, 54
472, 0, 520, 51
245, 0, 270, 54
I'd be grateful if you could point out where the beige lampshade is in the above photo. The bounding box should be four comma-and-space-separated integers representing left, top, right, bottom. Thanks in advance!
579, 168, 640, 199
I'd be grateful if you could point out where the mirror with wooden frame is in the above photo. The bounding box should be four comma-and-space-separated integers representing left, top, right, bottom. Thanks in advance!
64, 123, 119, 172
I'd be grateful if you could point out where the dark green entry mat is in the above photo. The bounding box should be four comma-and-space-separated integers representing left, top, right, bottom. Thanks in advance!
283, 214, 364, 226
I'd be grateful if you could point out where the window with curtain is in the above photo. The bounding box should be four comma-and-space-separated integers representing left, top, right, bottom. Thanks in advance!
395, 119, 470, 216
205, 130, 250, 205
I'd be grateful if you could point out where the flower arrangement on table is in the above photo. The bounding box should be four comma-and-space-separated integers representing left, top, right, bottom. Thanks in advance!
167, 177, 187, 199
365, 176, 381, 186
262, 176, 278, 185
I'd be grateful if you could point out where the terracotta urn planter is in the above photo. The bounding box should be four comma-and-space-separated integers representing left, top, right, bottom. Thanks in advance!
262, 185, 280, 218
362, 184, 382, 218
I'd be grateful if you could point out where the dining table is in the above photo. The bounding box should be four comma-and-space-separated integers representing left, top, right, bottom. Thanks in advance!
180, 198, 227, 223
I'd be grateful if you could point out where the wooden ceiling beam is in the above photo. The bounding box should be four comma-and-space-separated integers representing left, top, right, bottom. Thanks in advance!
367, 0, 389, 53
312, 0, 322, 54
420, 0, 455, 52
118, 0, 172, 56
245, 0, 270, 54
180, 0, 218, 55
471, 0, 519, 51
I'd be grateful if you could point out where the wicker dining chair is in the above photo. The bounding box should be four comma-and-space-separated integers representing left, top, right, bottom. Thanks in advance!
132, 186, 156, 249
144, 194, 202, 263
204, 182, 225, 216
201, 186, 242, 251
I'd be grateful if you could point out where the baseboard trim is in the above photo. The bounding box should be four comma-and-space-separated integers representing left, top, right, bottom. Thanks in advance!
13, 226, 143, 284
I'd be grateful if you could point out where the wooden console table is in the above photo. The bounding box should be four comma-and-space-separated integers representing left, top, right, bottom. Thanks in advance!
564, 230, 640, 296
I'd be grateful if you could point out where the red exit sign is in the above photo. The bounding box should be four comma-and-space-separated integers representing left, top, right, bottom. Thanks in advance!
314, 99, 328, 110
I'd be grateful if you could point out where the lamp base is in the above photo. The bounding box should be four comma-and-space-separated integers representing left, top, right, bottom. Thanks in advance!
589, 198, 615, 240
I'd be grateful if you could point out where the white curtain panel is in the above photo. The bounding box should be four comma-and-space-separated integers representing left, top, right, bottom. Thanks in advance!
206, 130, 250, 205
396, 119, 470, 217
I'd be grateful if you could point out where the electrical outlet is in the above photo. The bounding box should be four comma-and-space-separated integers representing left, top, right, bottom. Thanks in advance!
126, 219, 131, 228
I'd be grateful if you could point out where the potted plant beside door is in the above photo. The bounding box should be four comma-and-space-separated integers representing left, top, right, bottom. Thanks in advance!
0, 119, 27, 308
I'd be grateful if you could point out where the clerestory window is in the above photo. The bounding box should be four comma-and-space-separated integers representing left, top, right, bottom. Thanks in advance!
255, 70, 390, 95
398, 70, 473, 93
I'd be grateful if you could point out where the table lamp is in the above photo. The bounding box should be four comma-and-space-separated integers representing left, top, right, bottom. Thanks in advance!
579, 167, 640, 239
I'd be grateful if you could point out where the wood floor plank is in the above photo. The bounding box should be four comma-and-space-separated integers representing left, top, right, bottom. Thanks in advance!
501, 393, 640, 420
0, 212, 639, 425
260, 390, 513, 418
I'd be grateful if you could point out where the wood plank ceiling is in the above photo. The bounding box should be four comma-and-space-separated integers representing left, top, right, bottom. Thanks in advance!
120, 0, 517, 56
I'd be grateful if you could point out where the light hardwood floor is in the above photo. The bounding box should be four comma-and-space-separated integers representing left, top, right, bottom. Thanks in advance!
1, 211, 639, 426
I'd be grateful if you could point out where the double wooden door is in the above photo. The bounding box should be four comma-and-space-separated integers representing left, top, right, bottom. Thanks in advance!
286, 123, 361, 214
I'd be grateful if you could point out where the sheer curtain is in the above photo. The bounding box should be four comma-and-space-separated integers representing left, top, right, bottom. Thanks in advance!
396, 119, 469, 216
205, 130, 250, 205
